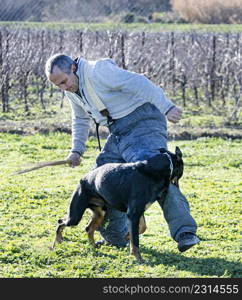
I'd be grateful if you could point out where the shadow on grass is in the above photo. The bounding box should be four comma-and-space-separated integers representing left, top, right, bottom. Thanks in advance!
141, 247, 242, 277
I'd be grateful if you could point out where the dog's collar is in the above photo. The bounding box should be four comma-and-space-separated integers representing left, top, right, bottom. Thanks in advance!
163, 152, 173, 179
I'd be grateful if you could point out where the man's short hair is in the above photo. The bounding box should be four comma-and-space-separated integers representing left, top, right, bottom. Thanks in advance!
45, 54, 75, 77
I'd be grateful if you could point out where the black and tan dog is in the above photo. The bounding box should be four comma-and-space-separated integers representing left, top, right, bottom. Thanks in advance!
51, 147, 183, 261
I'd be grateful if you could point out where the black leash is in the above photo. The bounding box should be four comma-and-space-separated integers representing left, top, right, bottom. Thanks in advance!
95, 110, 114, 151
95, 122, 102, 151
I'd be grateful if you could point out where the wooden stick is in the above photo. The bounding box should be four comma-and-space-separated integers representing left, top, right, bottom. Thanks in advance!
14, 160, 71, 175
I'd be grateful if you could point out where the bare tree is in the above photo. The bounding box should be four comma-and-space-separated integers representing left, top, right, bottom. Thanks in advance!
1, 26, 241, 124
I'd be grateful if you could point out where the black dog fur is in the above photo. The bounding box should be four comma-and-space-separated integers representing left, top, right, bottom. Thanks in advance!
52, 147, 183, 261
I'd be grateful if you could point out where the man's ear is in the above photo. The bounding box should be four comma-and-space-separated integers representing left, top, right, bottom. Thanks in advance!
175, 146, 182, 161
71, 64, 76, 73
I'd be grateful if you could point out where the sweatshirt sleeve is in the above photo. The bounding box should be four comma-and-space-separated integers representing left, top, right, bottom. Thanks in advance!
66, 94, 91, 155
93, 59, 175, 115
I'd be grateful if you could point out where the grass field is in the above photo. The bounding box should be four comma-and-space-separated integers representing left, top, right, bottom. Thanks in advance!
0, 133, 241, 278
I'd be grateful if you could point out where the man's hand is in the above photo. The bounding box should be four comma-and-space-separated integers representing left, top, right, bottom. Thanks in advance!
166, 106, 183, 123
66, 152, 81, 168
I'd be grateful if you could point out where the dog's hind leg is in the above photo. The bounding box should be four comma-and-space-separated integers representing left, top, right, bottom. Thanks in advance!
85, 205, 105, 247
51, 181, 90, 249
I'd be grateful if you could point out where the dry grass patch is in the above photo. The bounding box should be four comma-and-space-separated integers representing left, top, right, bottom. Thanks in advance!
171, 0, 242, 24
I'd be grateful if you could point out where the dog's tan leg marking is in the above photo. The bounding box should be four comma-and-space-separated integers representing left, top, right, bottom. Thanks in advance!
138, 215, 147, 234
85, 197, 105, 247
130, 239, 143, 262
127, 214, 146, 262
125, 215, 147, 240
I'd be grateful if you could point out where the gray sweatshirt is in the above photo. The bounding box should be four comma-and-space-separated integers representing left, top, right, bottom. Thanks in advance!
65, 58, 175, 155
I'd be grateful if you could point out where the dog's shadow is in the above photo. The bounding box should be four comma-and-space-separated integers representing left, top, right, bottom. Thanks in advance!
140, 246, 241, 277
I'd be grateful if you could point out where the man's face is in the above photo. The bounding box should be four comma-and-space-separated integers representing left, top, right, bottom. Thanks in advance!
48, 65, 79, 93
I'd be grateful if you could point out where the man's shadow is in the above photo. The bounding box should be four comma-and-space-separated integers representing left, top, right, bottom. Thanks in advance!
141, 246, 242, 277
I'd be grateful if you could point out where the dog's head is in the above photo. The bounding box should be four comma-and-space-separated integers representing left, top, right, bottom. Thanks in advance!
160, 147, 183, 187
136, 147, 183, 185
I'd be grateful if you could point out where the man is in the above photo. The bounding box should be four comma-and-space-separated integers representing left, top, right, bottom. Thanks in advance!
45, 53, 200, 252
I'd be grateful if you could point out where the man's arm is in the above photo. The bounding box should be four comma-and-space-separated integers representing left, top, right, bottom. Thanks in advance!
93, 59, 178, 118
66, 94, 91, 167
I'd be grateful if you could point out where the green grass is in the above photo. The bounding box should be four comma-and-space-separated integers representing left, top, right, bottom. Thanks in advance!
1, 21, 242, 33
0, 133, 241, 278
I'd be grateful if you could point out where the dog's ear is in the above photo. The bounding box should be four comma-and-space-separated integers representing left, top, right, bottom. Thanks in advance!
175, 146, 182, 161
